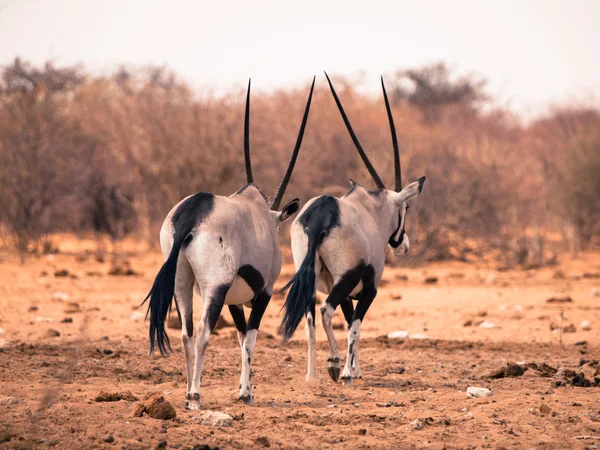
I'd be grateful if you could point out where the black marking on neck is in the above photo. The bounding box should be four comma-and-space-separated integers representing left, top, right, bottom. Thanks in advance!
172, 192, 215, 248
237, 265, 265, 295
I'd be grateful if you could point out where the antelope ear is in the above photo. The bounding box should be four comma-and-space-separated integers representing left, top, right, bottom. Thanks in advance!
394, 176, 426, 205
277, 198, 300, 222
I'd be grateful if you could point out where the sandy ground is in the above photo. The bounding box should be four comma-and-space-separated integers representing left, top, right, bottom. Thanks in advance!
1, 240, 599, 449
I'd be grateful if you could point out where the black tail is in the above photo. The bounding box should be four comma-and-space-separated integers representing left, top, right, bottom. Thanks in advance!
140, 236, 185, 355
279, 230, 326, 343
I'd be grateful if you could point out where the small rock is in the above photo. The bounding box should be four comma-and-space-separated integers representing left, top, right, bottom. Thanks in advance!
155, 441, 167, 450
108, 262, 137, 276
54, 269, 70, 277
0, 327, 4, 335
197, 410, 233, 427
563, 323, 577, 333
51, 291, 69, 302
463, 319, 473, 327
424, 277, 438, 284
64, 302, 81, 314
103, 435, 114, 443
410, 419, 423, 430
391, 293, 403, 301
387, 330, 409, 339
581, 320, 592, 331
396, 274, 409, 282
479, 321, 498, 329
45, 329, 60, 338
540, 404, 551, 414
358, 428, 367, 435
255, 436, 271, 447
409, 334, 429, 340
466, 387, 493, 398
130, 311, 145, 321
61, 317, 73, 323
35, 316, 54, 323
28, 306, 39, 312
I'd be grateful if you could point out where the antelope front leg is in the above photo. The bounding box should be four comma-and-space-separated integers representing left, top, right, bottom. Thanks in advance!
238, 291, 271, 403
320, 302, 340, 382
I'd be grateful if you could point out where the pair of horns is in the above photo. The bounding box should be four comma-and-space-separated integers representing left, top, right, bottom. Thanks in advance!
324, 72, 402, 191
244, 77, 316, 211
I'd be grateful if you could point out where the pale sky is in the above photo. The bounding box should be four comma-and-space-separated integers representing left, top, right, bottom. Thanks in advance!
0, 0, 598, 117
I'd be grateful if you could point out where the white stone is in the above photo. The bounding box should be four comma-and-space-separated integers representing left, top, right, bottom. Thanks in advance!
0, 326, 4, 335
51, 291, 69, 302
35, 316, 54, 323
130, 311, 145, 321
387, 331, 409, 339
466, 387, 493, 398
410, 419, 423, 430
196, 410, 233, 427
581, 320, 592, 331
409, 334, 430, 340
479, 321, 497, 329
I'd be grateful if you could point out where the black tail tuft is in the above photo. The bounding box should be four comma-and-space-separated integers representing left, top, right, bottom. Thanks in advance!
279, 230, 326, 343
141, 239, 184, 356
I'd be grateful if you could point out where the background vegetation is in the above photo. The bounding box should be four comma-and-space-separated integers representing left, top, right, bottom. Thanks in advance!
0, 59, 598, 265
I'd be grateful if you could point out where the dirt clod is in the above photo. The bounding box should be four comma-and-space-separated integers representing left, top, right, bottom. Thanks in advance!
45, 329, 60, 337
486, 362, 526, 379
95, 391, 138, 402
539, 404, 551, 415
546, 296, 572, 303
255, 436, 271, 447
134, 395, 176, 420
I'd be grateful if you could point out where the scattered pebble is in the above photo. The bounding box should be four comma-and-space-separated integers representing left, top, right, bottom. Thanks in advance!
54, 269, 70, 277
255, 436, 271, 447
64, 302, 81, 314
130, 311, 145, 321
35, 316, 54, 323
51, 292, 69, 302
28, 306, 39, 312
479, 321, 498, 329
424, 277, 438, 284
563, 324, 577, 333
410, 419, 423, 431
0, 327, 4, 335
466, 387, 493, 398
103, 435, 114, 443
387, 331, 409, 339
45, 329, 60, 338
540, 404, 551, 414
581, 321, 592, 331
61, 317, 73, 323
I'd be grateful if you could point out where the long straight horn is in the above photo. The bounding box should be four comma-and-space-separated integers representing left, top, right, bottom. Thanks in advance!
271, 76, 316, 211
324, 71, 386, 190
244, 79, 254, 184
381, 76, 402, 191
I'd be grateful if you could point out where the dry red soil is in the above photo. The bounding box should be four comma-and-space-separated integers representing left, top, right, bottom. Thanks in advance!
1, 239, 599, 449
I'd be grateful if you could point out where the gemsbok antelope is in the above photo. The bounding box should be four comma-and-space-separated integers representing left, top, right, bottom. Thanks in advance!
143, 77, 315, 409
280, 73, 426, 385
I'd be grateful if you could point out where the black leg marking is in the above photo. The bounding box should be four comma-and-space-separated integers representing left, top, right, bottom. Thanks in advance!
174, 295, 193, 337
237, 265, 265, 295
228, 305, 247, 335
340, 297, 354, 328
207, 284, 229, 332
352, 265, 376, 323
247, 291, 271, 330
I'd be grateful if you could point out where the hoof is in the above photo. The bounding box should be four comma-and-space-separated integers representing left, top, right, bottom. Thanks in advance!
185, 393, 201, 410
237, 394, 254, 404
327, 366, 340, 382
341, 375, 353, 386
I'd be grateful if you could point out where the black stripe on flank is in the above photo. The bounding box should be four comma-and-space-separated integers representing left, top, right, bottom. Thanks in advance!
237, 265, 265, 295
172, 192, 215, 247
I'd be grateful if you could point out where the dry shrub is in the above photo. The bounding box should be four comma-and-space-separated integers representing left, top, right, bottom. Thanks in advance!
0, 59, 598, 265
